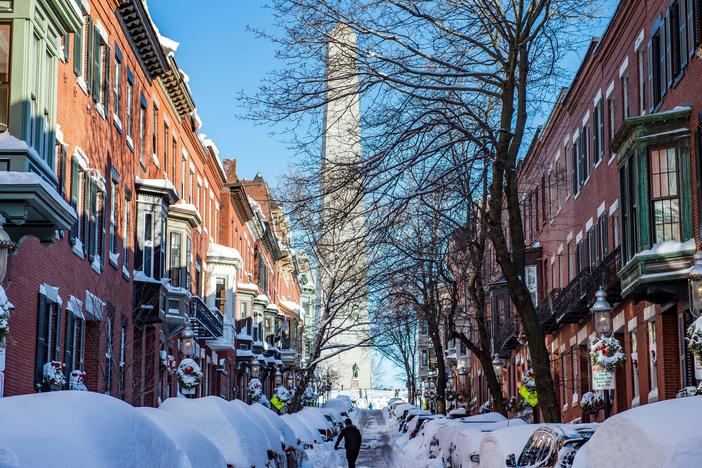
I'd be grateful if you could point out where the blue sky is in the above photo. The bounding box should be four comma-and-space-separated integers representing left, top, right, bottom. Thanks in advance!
148, 1, 291, 185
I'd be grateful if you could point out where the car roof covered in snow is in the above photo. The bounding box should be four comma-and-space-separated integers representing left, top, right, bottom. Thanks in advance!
249, 403, 298, 449
583, 397, 702, 467
282, 412, 323, 444
299, 407, 333, 429
479, 424, 549, 468
230, 400, 284, 456
0, 391, 190, 468
137, 407, 227, 468
160, 396, 270, 467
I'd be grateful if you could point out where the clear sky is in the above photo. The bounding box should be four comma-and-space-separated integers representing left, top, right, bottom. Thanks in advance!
148, 1, 291, 186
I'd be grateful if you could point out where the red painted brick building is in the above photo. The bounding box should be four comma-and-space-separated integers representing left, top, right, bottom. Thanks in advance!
465, 0, 702, 421
0, 0, 303, 405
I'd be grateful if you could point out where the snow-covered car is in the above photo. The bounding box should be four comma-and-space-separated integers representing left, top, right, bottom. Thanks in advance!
137, 407, 227, 468
392, 402, 415, 419
516, 424, 597, 468
478, 424, 548, 468
400, 409, 431, 432
408, 414, 441, 439
281, 412, 323, 446
575, 396, 702, 467
160, 396, 271, 467
437, 417, 527, 467
232, 400, 288, 467
243, 402, 305, 467
0, 391, 190, 468
317, 407, 344, 434
448, 407, 469, 419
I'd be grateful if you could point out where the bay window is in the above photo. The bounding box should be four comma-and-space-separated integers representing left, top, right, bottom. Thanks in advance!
0, 24, 9, 130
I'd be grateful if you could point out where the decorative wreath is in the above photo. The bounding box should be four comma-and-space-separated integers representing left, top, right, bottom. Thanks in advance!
590, 336, 625, 371
177, 358, 203, 389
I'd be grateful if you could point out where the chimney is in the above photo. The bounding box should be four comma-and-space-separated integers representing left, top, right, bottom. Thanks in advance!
223, 159, 238, 183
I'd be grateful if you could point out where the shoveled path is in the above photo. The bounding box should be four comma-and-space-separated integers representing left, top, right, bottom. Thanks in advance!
355, 409, 393, 468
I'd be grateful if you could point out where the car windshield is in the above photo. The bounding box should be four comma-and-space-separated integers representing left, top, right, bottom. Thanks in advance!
518, 430, 554, 467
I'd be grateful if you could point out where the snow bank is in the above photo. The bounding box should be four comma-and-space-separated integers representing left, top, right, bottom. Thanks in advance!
160, 396, 269, 467
0, 391, 189, 468
479, 424, 546, 468
584, 397, 702, 468
137, 407, 227, 468
230, 400, 283, 457
299, 407, 333, 430
302, 443, 345, 468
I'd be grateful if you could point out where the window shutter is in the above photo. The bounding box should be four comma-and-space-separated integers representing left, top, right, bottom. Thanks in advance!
571, 144, 578, 195
98, 191, 105, 267
92, 27, 101, 102
69, 159, 80, 244
60, 145, 67, 197
104, 45, 111, 111
681, 1, 689, 67
86, 17, 93, 93
647, 39, 654, 111
88, 179, 97, 261
664, 12, 672, 90
64, 312, 74, 376
73, 26, 82, 76
35, 294, 48, 389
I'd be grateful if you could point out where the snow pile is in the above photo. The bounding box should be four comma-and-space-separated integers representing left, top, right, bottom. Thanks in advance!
137, 407, 227, 468
479, 424, 546, 468
160, 396, 270, 467
635, 238, 695, 257
590, 335, 625, 370
0, 391, 189, 467
42, 361, 66, 387
0, 286, 13, 338
686, 316, 702, 356
584, 397, 702, 467
230, 400, 284, 459
580, 391, 603, 415
302, 443, 345, 468
448, 407, 468, 418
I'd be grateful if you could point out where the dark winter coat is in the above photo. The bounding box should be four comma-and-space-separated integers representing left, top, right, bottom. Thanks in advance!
335, 425, 362, 452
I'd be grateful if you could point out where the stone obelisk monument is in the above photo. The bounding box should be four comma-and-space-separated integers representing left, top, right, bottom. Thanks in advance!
319, 23, 372, 392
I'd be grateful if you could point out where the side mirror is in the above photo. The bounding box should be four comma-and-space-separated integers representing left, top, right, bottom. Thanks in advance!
506, 454, 517, 467
470, 453, 480, 463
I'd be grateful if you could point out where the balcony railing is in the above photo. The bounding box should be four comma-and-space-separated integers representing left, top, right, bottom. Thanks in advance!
190, 295, 224, 339
495, 315, 519, 353
536, 288, 561, 333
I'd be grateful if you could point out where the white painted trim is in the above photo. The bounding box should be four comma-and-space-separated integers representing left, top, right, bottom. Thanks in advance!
73, 147, 90, 169
606, 81, 615, 98
628, 316, 638, 332
569, 336, 577, 347
619, 56, 629, 77
577, 327, 589, 344
613, 311, 625, 332
648, 388, 659, 403
572, 130, 580, 144
609, 199, 619, 215
576, 231, 583, 243
567, 231, 573, 242
95, 20, 108, 42
558, 243, 564, 255
644, 304, 657, 321
564, 134, 570, 146
597, 201, 606, 217
554, 150, 561, 163
634, 29, 645, 51
550, 255, 556, 265
582, 111, 590, 127
585, 217, 594, 231
39, 283, 62, 305
593, 89, 603, 106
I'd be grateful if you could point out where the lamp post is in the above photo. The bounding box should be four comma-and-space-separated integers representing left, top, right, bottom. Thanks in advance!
492, 353, 505, 384
688, 252, 702, 319
274, 369, 283, 386
251, 361, 261, 379
0, 224, 15, 397
590, 287, 613, 418
180, 321, 195, 358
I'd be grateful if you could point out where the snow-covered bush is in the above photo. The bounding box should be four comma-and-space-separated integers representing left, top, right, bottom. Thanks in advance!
521, 368, 536, 391
302, 384, 316, 405
247, 378, 264, 402
42, 361, 66, 389
177, 358, 203, 389
69, 370, 87, 391
590, 336, 625, 371
686, 317, 702, 357
505, 395, 517, 411
580, 391, 603, 415
0, 286, 13, 339
479, 400, 491, 414
159, 351, 177, 375
259, 393, 271, 408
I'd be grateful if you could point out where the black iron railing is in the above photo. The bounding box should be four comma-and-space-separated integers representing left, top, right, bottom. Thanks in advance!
190, 295, 224, 339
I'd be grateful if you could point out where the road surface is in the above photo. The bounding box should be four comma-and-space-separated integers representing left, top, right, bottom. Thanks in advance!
355, 409, 394, 468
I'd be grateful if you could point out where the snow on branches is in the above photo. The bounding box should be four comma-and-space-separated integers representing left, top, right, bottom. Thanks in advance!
686, 317, 702, 357
43, 361, 66, 388
590, 336, 625, 371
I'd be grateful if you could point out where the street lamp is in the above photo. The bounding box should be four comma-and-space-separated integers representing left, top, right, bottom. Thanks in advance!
592, 288, 613, 336
492, 353, 505, 383
0, 225, 15, 283
286, 372, 294, 389
180, 321, 195, 357
251, 361, 261, 379
688, 252, 702, 318
274, 369, 283, 386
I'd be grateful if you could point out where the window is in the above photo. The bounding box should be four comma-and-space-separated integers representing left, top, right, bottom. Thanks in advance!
620, 157, 639, 262
421, 350, 428, 367
169, 232, 182, 287
195, 260, 202, 296
123, 195, 130, 269
143, 212, 153, 276
0, 24, 10, 130
152, 105, 159, 160
64, 312, 84, 376
647, 320, 658, 393
525, 265, 537, 306
215, 277, 227, 314
593, 100, 605, 163
110, 180, 118, 257
607, 96, 616, 146
86, 176, 105, 267
189, 167, 194, 204
649, 147, 681, 243
126, 75, 134, 141
171, 136, 177, 182
670, 1, 683, 79
631, 330, 640, 401
92, 29, 109, 111
240, 301, 249, 319
185, 237, 192, 290
181, 152, 187, 197
598, 213, 609, 259
35, 294, 61, 389
139, 98, 147, 165
571, 346, 579, 399
119, 321, 126, 399
113, 48, 121, 118
69, 158, 85, 249
637, 49, 646, 115
621, 75, 629, 120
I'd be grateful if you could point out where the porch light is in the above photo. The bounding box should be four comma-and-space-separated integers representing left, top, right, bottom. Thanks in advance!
492, 353, 505, 382
251, 361, 261, 378
688, 252, 702, 318
591, 288, 613, 336
274, 369, 283, 386
180, 321, 195, 358
286, 372, 294, 389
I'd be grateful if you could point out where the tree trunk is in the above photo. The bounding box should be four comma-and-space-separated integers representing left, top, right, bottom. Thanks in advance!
427, 315, 446, 414
475, 349, 507, 416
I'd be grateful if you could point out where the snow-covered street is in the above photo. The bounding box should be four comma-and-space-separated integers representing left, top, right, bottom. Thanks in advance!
356, 410, 394, 467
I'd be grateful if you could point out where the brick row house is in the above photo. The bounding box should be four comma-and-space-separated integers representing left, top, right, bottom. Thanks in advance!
460, 0, 702, 422
0, 0, 304, 405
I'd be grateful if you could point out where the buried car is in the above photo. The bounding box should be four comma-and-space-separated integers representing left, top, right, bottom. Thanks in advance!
516, 424, 597, 468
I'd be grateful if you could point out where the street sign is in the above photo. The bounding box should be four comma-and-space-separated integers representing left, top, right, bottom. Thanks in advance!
518, 385, 538, 406
592, 365, 615, 390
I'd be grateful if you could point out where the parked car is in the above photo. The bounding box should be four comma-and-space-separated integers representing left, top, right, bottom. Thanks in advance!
297, 407, 336, 441
281, 412, 322, 447
409, 414, 441, 439
401, 409, 431, 432
478, 424, 547, 468
249, 403, 305, 468
516, 425, 597, 468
